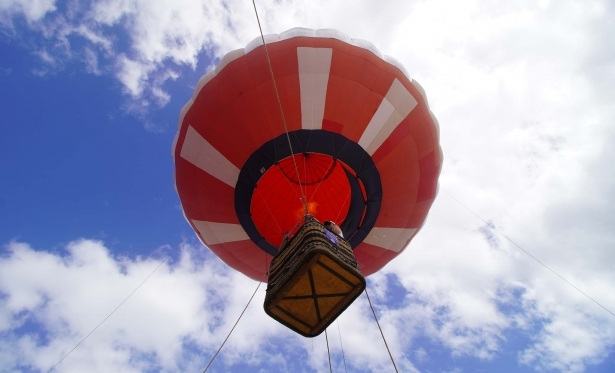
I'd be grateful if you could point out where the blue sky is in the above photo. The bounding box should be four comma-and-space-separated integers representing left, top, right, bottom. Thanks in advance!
0, 38, 192, 255
1, 0, 615, 372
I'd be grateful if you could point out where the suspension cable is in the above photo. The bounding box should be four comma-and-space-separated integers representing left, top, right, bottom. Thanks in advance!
365, 287, 399, 373
255, 186, 283, 234
201, 276, 264, 373
334, 189, 352, 224
308, 157, 337, 206
336, 320, 348, 373
46, 255, 170, 373
443, 189, 615, 319
251, 0, 308, 214
325, 329, 333, 373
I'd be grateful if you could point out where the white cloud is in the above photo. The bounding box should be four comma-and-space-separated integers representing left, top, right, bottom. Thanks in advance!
0, 239, 413, 373
0, 239, 266, 372
84, 47, 101, 75
0, 0, 57, 23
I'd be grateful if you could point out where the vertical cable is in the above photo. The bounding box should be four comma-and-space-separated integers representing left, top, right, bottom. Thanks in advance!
201, 277, 264, 373
251, 0, 308, 214
46, 255, 170, 373
337, 320, 348, 373
325, 329, 333, 373
308, 157, 336, 205
365, 287, 399, 373
443, 189, 615, 318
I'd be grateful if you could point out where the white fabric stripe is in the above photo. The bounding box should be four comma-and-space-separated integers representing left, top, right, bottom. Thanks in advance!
358, 98, 394, 150
363, 227, 418, 252
180, 125, 240, 187
192, 220, 249, 245
359, 78, 418, 155
298, 47, 332, 130
386, 78, 417, 118
366, 110, 404, 155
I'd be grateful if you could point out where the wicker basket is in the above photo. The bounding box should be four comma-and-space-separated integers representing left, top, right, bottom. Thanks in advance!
264, 218, 366, 337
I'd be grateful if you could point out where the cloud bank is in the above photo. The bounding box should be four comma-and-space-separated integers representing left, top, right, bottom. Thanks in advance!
1, 233, 614, 372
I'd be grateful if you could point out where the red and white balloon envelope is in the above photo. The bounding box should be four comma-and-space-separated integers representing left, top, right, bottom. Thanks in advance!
173, 28, 442, 336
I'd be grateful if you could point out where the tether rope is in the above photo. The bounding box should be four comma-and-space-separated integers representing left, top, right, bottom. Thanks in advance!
251, 0, 308, 214
308, 157, 337, 205
334, 189, 352, 225
278, 160, 304, 199
255, 186, 283, 234
46, 255, 170, 373
443, 189, 615, 318
365, 287, 399, 373
201, 276, 264, 373
325, 329, 333, 373
337, 320, 348, 373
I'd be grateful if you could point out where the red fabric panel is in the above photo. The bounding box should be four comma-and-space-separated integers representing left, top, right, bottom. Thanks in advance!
346, 84, 381, 143
194, 164, 238, 223
242, 251, 269, 273
251, 154, 351, 247
215, 240, 255, 254
175, 35, 442, 279
269, 46, 297, 76
357, 242, 389, 258
335, 80, 370, 136
208, 247, 241, 271
174, 158, 237, 223
395, 232, 418, 255
417, 151, 440, 202
374, 134, 420, 228
184, 45, 303, 170
353, 246, 377, 270
400, 82, 436, 159
362, 250, 398, 277
408, 112, 434, 159
208, 241, 267, 281
204, 241, 260, 280
244, 49, 271, 87
356, 60, 382, 91
255, 81, 287, 141
322, 74, 343, 129
273, 74, 302, 132
174, 159, 202, 219
226, 258, 264, 281
322, 119, 344, 133
373, 68, 396, 98
209, 108, 259, 167
326, 48, 393, 144
324, 76, 382, 143
371, 111, 415, 165
354, 243, 398, 276
406, 200, 434, 229
232, 91, 275, 149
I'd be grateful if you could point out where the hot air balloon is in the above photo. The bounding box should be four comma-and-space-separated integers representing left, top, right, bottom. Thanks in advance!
173, 28, 442, 337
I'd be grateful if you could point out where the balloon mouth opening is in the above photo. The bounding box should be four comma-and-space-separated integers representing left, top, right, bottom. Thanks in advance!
234, 129, 382, 256
250, 153, 352, 247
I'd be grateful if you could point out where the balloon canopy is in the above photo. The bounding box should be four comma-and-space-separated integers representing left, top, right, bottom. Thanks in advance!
173, 28, 442, 281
